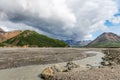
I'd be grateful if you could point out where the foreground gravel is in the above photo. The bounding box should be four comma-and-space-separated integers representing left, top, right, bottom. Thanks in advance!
0, 48, 94, 69
52, 65, 120, 80
0, 48, 104, 80
52, 48, 120, 80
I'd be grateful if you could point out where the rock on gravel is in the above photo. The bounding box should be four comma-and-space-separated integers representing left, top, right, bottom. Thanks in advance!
41, 64, 65, 79
41, 62, 81, 79
65, 61, 80, 71
41, 67, 54, 80
51, 65, 120, 80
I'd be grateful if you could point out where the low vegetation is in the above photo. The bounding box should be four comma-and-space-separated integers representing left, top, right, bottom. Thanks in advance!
87, 41, 120, 48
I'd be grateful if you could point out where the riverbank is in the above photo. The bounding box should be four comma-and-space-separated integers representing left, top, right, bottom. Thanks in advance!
0, 48, 103, 80
51, 48, 120, 80
101, 48, 120, 66
0, 48, 95, 69
51, 65, 120, 80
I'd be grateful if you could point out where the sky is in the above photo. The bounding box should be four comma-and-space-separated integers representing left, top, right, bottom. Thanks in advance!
0, 0, 120, 41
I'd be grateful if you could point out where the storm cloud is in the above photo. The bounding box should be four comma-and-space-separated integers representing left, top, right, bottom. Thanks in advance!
0, 0, 118, 40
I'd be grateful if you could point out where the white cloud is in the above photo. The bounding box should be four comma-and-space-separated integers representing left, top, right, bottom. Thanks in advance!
109, 16, 120, 24
116, 0, 120, 8
67, 0, 118, 39
0, 0, 118, 40
0, 26, 9, 31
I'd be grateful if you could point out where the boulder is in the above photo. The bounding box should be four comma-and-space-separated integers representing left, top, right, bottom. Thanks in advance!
86, 64, 93, 69
51, 64, 65, 73
41, 62, 80, 79
101, 61, 111, 66
65, 61, 79, 71
41, 67, 54, 79
41, 64, 66, 79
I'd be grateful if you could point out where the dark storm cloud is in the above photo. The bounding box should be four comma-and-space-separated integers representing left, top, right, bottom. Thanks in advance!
0, 0, 118, 40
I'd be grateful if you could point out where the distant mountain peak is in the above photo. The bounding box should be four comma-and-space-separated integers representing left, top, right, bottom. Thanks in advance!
64, 40, 91, 47
87, 32, 120, 47
97, 32, 120, 41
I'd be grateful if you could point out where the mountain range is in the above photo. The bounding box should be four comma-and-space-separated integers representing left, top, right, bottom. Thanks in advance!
64, 40, 91, 47
0, 28, 120, 48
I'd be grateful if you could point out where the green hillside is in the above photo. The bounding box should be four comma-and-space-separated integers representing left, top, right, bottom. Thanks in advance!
87, 41, 120, 48
1, 30, 68, 47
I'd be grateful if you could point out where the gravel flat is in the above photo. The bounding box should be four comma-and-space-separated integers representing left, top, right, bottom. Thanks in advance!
0, 48, 95, 69
0, 48, 104, 80
52, 65, 120, 80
